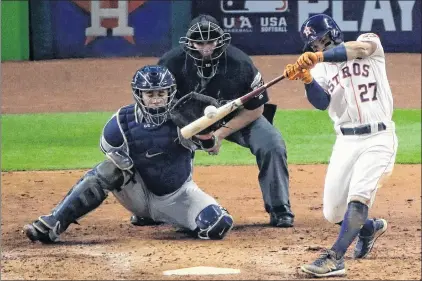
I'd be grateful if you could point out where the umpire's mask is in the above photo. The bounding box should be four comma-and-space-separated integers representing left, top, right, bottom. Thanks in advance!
179, 14, 231, 79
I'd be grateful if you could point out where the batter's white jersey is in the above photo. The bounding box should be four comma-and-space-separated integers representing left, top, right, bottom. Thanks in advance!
310, 33, 394, 130
309, 34, 398, 223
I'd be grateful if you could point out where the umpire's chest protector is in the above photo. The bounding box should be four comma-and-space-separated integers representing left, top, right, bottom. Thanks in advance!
117, 105, 193, 196
182, 65, 249, 103
171, 48, 251, 103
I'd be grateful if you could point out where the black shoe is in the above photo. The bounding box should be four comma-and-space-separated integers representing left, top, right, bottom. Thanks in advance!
130, 215, 163, 226
270, 212, 294, 227
23, 215, 60, 243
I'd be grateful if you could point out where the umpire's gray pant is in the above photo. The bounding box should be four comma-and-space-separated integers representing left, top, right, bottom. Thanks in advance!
226, 116, 291, 213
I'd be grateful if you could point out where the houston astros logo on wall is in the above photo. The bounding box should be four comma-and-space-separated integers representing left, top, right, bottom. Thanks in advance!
72, 0, 146, 45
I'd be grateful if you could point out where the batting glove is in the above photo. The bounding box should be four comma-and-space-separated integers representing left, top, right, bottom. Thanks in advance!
283, 64, 302, 80
283, 64, 313, 84
296, 52, 323, 69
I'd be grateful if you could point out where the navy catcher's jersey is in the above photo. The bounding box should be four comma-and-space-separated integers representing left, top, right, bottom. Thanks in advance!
158, 45, 269, 112
101, 104, 193, 196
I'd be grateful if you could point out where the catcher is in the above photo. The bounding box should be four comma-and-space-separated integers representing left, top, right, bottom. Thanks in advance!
23, 65, 234, 243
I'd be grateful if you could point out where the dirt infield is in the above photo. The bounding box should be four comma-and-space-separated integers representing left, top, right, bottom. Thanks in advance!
1, 54, 421, 280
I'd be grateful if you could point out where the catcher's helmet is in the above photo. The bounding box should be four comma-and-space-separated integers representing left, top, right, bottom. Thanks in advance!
179, 14, 231, 79
131, 65, 177, 126
300, 14, 343, 52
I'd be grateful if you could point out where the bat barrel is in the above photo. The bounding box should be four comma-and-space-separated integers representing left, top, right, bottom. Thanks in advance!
181, 74, 285, 139
180, 101, 240, 139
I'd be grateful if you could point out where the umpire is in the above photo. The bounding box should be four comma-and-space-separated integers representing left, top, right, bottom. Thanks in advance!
133, 14, 294, 227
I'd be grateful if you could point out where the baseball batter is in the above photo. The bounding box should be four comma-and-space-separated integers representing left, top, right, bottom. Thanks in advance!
23, 65, 233, 243
283, 14, 398, 277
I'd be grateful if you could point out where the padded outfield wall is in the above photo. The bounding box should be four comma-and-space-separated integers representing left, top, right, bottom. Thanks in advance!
193, 0, 421, 55
1, 1, 30, 61
2, 0, 421, 61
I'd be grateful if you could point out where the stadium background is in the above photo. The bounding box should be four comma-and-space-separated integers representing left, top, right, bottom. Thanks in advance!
2, 1, 421, 279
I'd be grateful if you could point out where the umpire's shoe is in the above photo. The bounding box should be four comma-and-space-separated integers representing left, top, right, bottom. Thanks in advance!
301, 249, 346, 277
23, 215, 60, 243
354, 218, 388, 259
269, 205, 294, 227
130, 215, 163, 226
270, 212, 294, 227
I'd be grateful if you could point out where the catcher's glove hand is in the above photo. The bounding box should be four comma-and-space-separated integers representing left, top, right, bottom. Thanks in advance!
283, 64, 313, 84
296, 52, 323, 70
169, 92, 223, 136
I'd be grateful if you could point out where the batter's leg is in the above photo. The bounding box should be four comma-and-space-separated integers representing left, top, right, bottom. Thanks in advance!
322, 137, 357, 224
301, 201, 366, 277
349, 132, 397, 259
226, 116, 293, 227
303, 133, 397, 276
302, 136, 364, 277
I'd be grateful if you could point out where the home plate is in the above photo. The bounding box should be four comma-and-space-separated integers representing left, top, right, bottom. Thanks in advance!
163, 266, 240, 276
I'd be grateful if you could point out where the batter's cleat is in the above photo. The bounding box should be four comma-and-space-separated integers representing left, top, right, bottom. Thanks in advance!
269, 212, 294, 227
301, 249, 346, 278
23, 215, 60, 243
354, 218, 388, 259
130, 215, 163, 226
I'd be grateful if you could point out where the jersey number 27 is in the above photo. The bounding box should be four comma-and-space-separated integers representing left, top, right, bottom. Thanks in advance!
358, 82, 377, 103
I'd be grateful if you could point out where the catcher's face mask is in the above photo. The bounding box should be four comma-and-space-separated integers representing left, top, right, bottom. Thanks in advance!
131, 65, 177, 126
179, 15, 231, 79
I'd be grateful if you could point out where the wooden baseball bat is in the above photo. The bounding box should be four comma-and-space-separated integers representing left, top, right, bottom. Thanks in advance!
180, 73, 286, 139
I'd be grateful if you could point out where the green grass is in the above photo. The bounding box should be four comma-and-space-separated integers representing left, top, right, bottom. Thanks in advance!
1, 112, 110, 171
1, 109, 420, 171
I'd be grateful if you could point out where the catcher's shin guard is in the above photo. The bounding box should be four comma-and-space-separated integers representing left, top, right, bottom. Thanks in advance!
24, 160, 123, 243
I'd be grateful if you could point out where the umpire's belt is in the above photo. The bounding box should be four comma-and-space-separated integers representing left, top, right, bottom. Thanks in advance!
340, 122, 387, 136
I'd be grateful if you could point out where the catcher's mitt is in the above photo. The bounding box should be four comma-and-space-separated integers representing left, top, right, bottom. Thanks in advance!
169, 92, 223, 135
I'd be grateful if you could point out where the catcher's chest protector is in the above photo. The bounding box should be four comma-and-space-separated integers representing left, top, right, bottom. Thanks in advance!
117, 105, 192, 196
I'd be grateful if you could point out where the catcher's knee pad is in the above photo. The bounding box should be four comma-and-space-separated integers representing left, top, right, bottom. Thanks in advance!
195, 204, 234, 240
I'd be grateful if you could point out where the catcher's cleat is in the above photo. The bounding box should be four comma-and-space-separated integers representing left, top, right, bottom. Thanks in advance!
130, 215, 163, 226
269, 212, 294, 228
23, 223, 43, 242
23, 216, 60, 244
354, 218, 388, 259
301, 249, 346, 277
